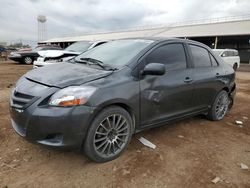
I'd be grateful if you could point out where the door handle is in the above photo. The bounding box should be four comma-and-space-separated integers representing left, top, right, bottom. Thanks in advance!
184, 77, 193, 83
216, 73, 220, 77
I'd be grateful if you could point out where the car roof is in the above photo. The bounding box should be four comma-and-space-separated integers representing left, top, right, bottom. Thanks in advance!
76, 40, 107, 43
116, 37, 209, 47
117, 37, 185, 42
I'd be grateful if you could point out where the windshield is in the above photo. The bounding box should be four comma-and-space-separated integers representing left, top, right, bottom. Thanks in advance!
75, 39, 154, 67
65, 41, 93, 52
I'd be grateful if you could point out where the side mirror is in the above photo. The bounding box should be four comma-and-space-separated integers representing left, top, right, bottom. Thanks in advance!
142, 63, 165, 76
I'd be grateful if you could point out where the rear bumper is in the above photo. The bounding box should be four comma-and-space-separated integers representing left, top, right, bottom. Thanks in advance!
10, 104, 96, 149
228, 83, 236, 109
230, 83, 236, 98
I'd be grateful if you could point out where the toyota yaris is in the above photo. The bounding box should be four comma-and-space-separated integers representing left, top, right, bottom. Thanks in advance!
10, 38, 236, 162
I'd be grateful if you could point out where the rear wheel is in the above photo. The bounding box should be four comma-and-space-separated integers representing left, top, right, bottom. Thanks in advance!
84, 106, 133, 163
207, 90, 229, 121
23, 56, 33, 64
233, 63, 238, 71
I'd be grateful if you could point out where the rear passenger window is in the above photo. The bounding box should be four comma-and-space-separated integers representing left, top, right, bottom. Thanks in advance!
189, 45, 211, 67
145, 43, 187, 71
210, 54, 218, 67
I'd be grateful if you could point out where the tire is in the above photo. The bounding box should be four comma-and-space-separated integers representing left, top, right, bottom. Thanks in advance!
207, 90, 229, 121
23, 56, 33, 64
233, 63, 238, 71
84, 106, 133, 163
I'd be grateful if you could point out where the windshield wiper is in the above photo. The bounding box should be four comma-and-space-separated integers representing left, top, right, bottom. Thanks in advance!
80, 58, 117, 71
80, 58, 104, 68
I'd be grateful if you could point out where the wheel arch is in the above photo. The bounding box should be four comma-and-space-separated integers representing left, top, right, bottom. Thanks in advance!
92, 101, 137, 132
81, 100, 137, 147
81, 101, 137, 151
209, 87, 230, 109
222, 87, 229, 93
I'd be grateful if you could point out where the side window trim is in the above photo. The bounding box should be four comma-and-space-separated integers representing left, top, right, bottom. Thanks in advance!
209, 53, 219, 67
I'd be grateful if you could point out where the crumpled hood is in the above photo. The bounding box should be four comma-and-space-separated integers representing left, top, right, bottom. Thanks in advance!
25, 62, 113, 88
38, 50, 80, 58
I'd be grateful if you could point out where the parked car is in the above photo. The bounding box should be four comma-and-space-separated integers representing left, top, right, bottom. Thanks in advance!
5, 47, 18, 51
0, 46, 6, 53
10, 38, 236, 162
33, 41, 106, 68
213, 49, 240, 70
8, 45, 62, 64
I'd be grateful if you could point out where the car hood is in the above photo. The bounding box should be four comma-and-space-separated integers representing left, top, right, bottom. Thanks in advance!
38, 50, 79, 58
25, 62, 113, 88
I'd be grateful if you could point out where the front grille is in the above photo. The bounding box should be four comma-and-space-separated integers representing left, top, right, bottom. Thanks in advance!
11, 91, 37, 109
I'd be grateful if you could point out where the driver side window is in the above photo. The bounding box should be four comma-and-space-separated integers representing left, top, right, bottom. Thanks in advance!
145, 43, 187, 71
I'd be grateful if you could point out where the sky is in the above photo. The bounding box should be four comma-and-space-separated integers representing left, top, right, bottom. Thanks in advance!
0, 0, 250, 46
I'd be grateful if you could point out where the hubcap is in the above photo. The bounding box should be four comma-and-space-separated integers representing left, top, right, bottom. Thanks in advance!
94, 114, 129, 157
215, 93, 229, 119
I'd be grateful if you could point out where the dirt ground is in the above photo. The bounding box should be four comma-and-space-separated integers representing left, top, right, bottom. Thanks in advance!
0, 61, 249, 188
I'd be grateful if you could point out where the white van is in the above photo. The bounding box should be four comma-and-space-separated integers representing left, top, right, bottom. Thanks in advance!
213, 49, 240, 70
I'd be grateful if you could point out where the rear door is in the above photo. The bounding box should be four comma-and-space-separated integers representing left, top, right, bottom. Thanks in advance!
189, 44, 223, 110
139, 42, 195, 126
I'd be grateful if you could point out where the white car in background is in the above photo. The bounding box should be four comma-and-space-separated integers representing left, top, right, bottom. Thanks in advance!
213, 49, 240, 71
33, 41, 106, 68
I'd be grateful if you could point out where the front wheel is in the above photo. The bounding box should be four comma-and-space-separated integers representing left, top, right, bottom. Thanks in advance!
84, 106, 133, 163
207, 90, 229, 121
23, 56, 33, 64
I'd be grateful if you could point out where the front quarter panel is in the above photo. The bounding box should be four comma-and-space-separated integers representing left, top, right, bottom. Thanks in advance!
86, 67, 140, 126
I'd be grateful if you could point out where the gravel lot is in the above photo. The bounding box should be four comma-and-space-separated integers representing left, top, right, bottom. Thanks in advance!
0, 61, 250, 188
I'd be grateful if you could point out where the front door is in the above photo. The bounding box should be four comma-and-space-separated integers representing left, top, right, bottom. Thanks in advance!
139, 43, 195, 127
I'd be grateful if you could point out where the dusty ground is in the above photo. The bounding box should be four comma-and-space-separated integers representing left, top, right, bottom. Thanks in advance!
0, 61, 250, 188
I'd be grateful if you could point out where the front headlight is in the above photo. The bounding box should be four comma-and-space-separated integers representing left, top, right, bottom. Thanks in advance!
49, 86, 97, 107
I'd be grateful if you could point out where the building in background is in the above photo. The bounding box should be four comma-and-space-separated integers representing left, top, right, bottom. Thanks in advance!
39, 15, 250, 63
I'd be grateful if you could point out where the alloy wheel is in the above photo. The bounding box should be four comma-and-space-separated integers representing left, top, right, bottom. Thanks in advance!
215, 92, 229, 120
93, 114, 130, 158
24, 57, 32, 64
